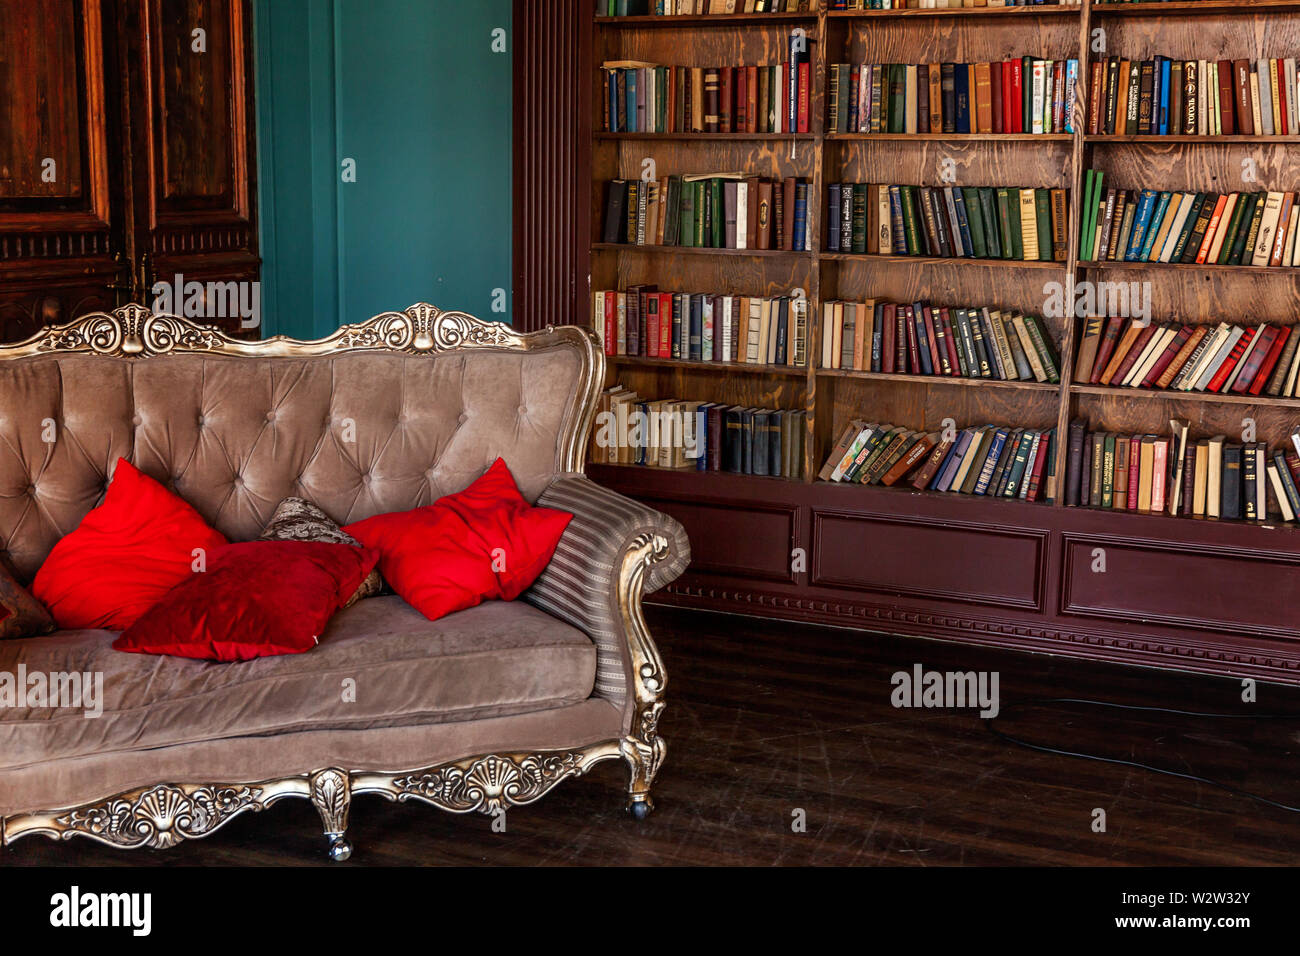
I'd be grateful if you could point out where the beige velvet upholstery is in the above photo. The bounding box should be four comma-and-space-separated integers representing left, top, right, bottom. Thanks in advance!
0, 598, 597, 774
0, 349, 583, 581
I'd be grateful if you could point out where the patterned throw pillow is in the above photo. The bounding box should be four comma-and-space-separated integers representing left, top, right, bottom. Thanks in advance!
259, 498, 383, 608
0, 560, 56, 640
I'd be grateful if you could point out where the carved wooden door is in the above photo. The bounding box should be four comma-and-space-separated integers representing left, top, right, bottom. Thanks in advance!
0, 0, 258, 343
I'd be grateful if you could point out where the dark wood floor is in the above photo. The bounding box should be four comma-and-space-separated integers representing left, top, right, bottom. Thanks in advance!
6, 605, 1300, 866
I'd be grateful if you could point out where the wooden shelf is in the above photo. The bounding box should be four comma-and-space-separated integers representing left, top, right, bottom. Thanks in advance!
818, 368, 1060, 392
827, 5, 1081, 18
1072, 383, 1300, 409
592, 242, 814, 258
827, 132, 1073, 142
611, 355, 809, 377
1080, 259, 1300, 275
1090, 0, 1300, 15
821, 252, 1067, 269
1087, 134, 1300, 144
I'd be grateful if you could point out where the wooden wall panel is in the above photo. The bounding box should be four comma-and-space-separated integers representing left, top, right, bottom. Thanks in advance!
512, 0, 591, 332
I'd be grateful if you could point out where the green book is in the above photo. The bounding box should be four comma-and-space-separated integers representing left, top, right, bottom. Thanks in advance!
1080, 169, 1097, 260
1101, 433, 1116, 508
888, 64, 907, 134
1023, 314, 1061, 384
1022, 56, 1033, 135
978, 187, 1001, 258
1238, 192, 1268, 265
709, 178, 724, 248
963, 187, 987, 258
1226, 193, 1261, 264
1168, 192, 1205, 263
995, 187, 1015, 260
1034, 189, 1052, 263
899, 186, 923, 254
1007, 189, 1024, 261
1216, 192, 1253, 264
1138, 191, 1172, 261
678, 182, 695, 246
851, 184, 868, 254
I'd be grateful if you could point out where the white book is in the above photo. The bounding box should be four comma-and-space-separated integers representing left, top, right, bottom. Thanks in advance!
720, 296, 734, 362
1268, 463, 1295, 521
735, 181, 748, 249
1286, 340, 1300, 396
1179, 323, 1230, 389
593, 292, 606, 351
1192, 326, 1244, 391
1159, 193, 1196, 262
1123, 326, 1175, 387
1031, 61, 1046, 134
616, 293, 627, 356
1286, 58, 1298, 135
1251, 192, 1284, 266
1258, 59, 1275, 135
1199, 60, 1209, 135
1251, 66, 1264, 137
877, 187, 892, 254
1210, 63, 1221, 135
821, 301, 835, 370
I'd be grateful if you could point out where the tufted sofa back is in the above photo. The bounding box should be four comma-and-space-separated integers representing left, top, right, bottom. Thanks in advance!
0, 305, 600, 581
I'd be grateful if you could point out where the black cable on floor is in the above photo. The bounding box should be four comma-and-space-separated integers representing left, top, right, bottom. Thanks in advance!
986, 697, 1300, 814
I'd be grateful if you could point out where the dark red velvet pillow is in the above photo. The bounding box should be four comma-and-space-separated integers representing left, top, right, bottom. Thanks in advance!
344, 458, 571, 622
31, 458, 229, 631
113, 540, 380, 661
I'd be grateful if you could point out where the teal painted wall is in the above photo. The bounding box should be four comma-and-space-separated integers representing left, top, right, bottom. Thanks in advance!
254, 0, 513, 338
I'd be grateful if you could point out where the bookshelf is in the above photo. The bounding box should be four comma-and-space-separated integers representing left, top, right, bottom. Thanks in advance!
582, 0, 1300, 686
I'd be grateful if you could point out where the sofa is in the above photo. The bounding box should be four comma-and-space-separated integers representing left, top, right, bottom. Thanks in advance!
0, 303, 688, 860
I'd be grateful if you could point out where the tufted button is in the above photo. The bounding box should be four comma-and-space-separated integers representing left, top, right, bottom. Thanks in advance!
233, 476, 244, 487
362, 475, 373, 485
25, 484, 36, 496
197, 415, 206, 428
517, 404, 527, 415
132, 414, 142, 426
266, 411, 277, 423
457, 413, 468, 424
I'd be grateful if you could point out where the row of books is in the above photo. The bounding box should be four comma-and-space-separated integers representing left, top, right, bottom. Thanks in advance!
827, 59, 1079, 135
1080, 177, 1300, 268
820, 299, 1061, 382
1066, 420, 1300, 522
827, 183, 1069, 261
1075, 318, 1300, 397
601, 46, 811, 134
1087, 57, 1300, 138
593, 287, 809, 366
819, 420, 1058, 501
602, 175, 812, 251
602, 1, 811, 14
597, 386, 807, 478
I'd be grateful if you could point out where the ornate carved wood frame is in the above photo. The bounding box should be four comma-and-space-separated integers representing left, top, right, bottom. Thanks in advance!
0, 304, 669, 861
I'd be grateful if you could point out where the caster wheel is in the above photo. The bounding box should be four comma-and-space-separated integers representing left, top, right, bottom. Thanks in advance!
627, 797, 654, 821
328, 838, 353, 862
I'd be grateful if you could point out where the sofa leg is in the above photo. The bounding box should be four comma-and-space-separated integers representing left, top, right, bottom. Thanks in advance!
620, 728, 665, 822
310, 769, 352, 862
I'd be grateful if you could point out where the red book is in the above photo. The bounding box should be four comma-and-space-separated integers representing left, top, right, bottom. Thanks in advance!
991, 61, 1005, 133
1250, 325, 1291, 395
1206, 327, 1257, 393
720, 68, 733, 133
646, 294, 661, 358
1025, 433, 1051, 502
1216, 60, 1236, 134
797, 61, 810, 133
881, 303, 897, 374
1089, 316, 1127, 384
746, 66, 758, 133
1010, 59, 1024, 133
1231, 325, 1278, 394
1140, 324, 1193, 388
939, 308, 961, 375
603, 293, 616, 356
921, 306, 943, 373
1126, 436, 1142, 511
1280, 59, 1290, 136
659, 293, 673, 356
735, 68, 747, 132
1109, 322, 1160, 386
904, 305, 921, 373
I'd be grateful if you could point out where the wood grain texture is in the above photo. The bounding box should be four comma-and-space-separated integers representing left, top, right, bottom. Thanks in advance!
7, 604, 1300, 866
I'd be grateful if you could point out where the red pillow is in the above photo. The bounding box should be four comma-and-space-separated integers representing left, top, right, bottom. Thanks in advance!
31, 459, 229, 631
344, 458, 571, 622
113, 540, 379, 661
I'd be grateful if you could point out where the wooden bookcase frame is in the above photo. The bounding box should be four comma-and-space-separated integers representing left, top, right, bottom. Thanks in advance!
580, 0, 1300, 685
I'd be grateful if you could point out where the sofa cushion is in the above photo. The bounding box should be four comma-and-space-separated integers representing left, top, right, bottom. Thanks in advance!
113, 540, 381, 661
259, 496, 384, 607
0, 560, 54, 640
0, 597, 596, 772
29, 458, 229, 631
